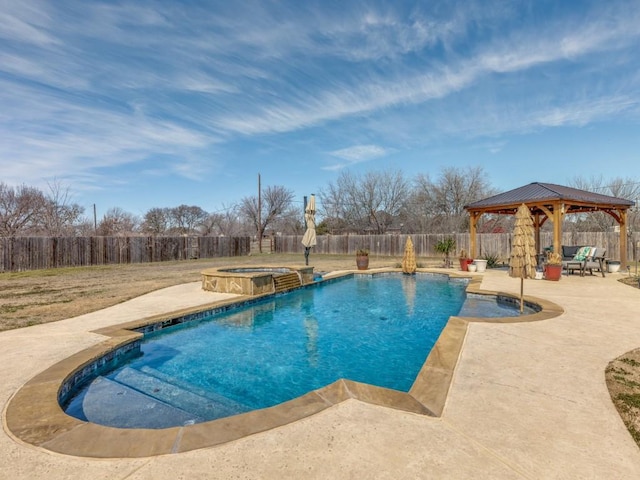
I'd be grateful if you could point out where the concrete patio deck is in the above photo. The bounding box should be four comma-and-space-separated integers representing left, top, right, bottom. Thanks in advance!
2, 269, 640, 478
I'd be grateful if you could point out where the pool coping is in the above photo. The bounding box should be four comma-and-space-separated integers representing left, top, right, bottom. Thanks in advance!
4, 269, 563, 458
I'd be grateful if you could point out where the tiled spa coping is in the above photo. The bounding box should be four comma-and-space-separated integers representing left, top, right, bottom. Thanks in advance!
5, 270, 563, 458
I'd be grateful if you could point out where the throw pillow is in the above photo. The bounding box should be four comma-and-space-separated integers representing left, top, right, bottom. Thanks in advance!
573, 246, 591, 261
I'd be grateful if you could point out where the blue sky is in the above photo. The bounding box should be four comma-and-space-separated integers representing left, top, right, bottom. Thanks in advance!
1, 0, 640, 219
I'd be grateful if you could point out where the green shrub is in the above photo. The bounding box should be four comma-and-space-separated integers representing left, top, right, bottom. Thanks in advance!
482, 252, 501, 268
434, 238, 456, 267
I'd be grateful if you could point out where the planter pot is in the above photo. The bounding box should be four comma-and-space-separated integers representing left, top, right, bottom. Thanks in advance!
545, 264, 563, 281
459, 258, 473, 271
474, 259, 488, 273
356, 255, 369, 270
467, 264, 477, 272
608, 261, 621, 273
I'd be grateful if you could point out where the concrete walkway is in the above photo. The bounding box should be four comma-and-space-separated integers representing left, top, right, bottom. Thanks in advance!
2, 271, 640, 479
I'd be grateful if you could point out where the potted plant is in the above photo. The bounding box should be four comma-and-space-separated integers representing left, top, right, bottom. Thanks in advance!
474, 257, 488, 273
544, 251, 563, 281
434, 237, 456, 268
356, 249, 369, 270
458, 249, 473, 271
607, 260, 621, 273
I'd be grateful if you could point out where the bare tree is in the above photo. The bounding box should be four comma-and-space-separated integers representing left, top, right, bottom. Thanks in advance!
0, 182, 47, 237
97, 207, 139, 236
74, 218, 97, 236
169, 205, 208, 235
239, 185, 294, 251
405, 173, 437, 233
141, 208, 171, 235
200, 212, 222, 236
318, 180, 349, 234
568, 176, 640, 232
369, 170, 410, 233
38, 180, 85, 236
200, 204, 249, 237
318, 169, 410, 233
271, 206, 305, 235
215, 204, 245, 237
417, 166, 494, 233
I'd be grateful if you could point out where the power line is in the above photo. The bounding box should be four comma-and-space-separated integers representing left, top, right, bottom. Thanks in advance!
587, 181, 640, 192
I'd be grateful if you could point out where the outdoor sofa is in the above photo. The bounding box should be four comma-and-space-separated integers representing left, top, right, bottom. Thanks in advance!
561, 245, 607, 277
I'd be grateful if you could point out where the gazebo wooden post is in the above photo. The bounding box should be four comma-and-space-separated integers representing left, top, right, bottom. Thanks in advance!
620, 209, 628, 270
553, 202, 563, 256
534, 212, 541, 255
469, 212, 480, 258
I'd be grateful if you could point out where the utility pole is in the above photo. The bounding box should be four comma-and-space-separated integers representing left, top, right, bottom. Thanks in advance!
258, 173, 262, 253
93, 204, 97, 233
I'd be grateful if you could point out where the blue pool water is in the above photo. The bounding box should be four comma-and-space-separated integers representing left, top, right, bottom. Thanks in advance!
63, 274, 528, 429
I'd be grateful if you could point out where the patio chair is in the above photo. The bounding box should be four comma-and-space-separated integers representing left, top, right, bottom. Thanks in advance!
583, 248, 606, 277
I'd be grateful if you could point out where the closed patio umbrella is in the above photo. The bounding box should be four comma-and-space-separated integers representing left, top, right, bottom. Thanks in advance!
509, 203, 537, 312
301, 195, 316, 265
402, 236, 417, 274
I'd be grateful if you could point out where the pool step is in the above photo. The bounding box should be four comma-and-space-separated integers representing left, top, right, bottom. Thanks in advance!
79, 376, 202, 429
273, 272, 301, 293
138, 365, 249, 413
111, 367, 247, 422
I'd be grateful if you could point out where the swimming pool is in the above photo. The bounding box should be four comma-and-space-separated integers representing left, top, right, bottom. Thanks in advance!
61, 273, 533, 429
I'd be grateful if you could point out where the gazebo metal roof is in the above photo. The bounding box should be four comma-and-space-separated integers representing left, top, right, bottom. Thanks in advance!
465, 182, 635, 269
465, 182, 634, 215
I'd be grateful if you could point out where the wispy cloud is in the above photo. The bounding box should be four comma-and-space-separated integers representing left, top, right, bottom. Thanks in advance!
209, 2, 640, 137
535, 96, 639, 128
0, 77, 217, 191
324, 144, 390, 171
0, 2, 59, 47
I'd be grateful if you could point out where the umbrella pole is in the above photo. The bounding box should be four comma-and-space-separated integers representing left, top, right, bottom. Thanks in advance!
304, 247, 310, 265
520, 277, 524, 313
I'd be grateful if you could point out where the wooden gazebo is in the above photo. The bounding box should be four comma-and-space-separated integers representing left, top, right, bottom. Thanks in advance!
465, 182, 635, 269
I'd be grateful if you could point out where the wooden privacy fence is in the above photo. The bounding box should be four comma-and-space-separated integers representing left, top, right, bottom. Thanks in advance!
275, 232, 639, 262
0, 236, 251, 272
3, 233, 637, 272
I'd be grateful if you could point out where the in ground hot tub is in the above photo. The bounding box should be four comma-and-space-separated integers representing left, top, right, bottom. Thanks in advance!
201, 266, 315, 295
